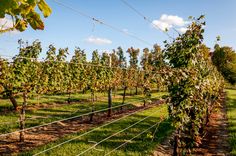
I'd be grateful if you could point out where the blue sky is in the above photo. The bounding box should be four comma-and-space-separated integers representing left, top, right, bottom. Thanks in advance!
0, 0, 236, 60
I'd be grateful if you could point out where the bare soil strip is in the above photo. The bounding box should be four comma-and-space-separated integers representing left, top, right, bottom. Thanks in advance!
153, 97, 231, 156
193, 99, 231, 155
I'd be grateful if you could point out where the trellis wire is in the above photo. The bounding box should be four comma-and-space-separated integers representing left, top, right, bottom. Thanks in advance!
76, 107, 165, 155
0, 96, 161, 138
52, 0, 153, 46
120, 0, 175, 40
0, 54, 162, 75
104, 118, 168, 155
33, 105, 163, 156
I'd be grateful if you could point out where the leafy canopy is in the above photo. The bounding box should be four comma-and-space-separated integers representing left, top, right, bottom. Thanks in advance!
212, 44, 236, 85
0, 0, 52, 33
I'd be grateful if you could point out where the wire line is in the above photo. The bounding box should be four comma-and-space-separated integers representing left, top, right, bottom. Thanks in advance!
104, 118, 167, 155
77, 107, 164, 156
76, 107, 165, 156
0, 100, 140, 138
0, 54, 161, 75
120, 0, 174, 40
33, 105, 160, 156
53, 0, 153, 46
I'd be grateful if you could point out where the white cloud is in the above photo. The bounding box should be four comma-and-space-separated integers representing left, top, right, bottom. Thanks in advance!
85, 36, 112, 45
160, 14, 186, 26
152, 20, 172, 31
152, 14, 188, 31
0, 17, 19, 34
177, 27, 188, 33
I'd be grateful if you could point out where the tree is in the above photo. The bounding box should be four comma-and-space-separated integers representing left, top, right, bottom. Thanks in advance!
140, 48, 152, 106
101, 52, 113, 117
13, 39, 42, 141
0, 0, 52, 33
212, 44, 236, 85
151, 44, 164, 69
127, 47, 140, 95
56, 48, 68, 93
163, 16, 224, 154
110, 50, 120, 97
87, 50, 101, 122
116, 47, 128, 110
0, 58, 18, 110
43, 45, 57, 93
150, 44, 165, 91
0, 40, 42, 111
70, 47, 87, 93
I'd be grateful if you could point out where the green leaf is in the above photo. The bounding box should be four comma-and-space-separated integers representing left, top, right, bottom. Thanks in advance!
0, 0, 18, 18
26, 12, 44, 30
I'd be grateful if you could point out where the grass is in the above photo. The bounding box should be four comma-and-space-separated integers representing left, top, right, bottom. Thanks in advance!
0, 92, 95, 111
226, 89, 236, 155
0, 90, 168, 134
20, 104, 173, 156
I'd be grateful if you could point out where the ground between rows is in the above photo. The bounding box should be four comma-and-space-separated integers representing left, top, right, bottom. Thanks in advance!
0, 99, 165, 155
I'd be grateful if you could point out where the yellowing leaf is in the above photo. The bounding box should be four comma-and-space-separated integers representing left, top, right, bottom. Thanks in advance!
15, 19, 28, 32
38, 0, 52, 18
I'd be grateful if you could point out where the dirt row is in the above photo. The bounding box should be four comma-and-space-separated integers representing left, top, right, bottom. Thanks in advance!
153, 95, 231, 156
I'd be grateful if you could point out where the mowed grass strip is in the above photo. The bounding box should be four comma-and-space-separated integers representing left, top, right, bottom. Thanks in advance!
226, 89, 236, 155
0, 92, 167, 134
21, 104, 173, 156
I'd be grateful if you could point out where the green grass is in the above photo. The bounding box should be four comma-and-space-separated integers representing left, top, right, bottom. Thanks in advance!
226, 89, 236, 155
20, 104, 173, 156
0, 92, 94, 111
0, 91, 168, 134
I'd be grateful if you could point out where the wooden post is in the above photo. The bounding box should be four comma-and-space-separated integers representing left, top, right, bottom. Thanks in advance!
135, 70, 139, 95
9, 92, 18, 111
20, 91, 27, 142
89, 92, 95, 122
67, 89, 71, 104
108, 87, 112, 117
37, 93, 40, 105
107, 56, 112, 117
113, 87, 117, 97
121, 86, 126, 111
173, 130, 179, 156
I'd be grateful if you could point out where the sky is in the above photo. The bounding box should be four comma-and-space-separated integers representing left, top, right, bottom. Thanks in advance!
0, 0, 236, 60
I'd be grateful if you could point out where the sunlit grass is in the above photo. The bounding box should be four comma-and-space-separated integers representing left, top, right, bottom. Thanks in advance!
0, 90, 168, 134
20, 105, 173, 156
226, 89, 236, 155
